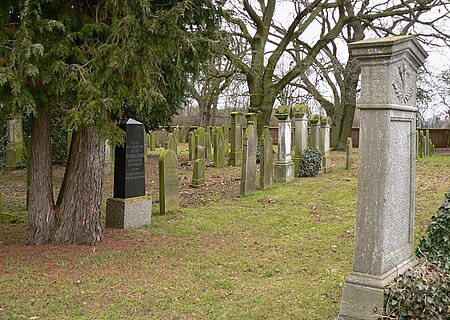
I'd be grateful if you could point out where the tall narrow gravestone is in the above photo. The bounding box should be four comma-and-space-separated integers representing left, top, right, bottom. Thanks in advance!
229, 112, 243, 166
5, 117, 24, 170
338, 36, 427, 320
106, 119, 152, 229
240, 124, 258, 196
293, 104, 308, 176
319, 117, 331, 173
345, 137, 353, 170
164, 132, 177, 155
274, 106, 294, 182
259, 126, 273, 190
309, 115, 320, 150
188, 131, 195, 161
213, 127, 225, 168
159, 149, 179, 214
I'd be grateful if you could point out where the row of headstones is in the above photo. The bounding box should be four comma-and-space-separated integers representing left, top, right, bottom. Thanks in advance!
417, 129, 435, 158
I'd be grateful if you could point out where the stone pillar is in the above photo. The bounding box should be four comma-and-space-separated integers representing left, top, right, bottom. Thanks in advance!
240, 124, 258, 196
5, 117, 24, 170
259, 126, 273, 190
245, 113, 258, 127
293, 104, 308, 176
338, 36, 427, 320
319, 118, 331, 173
345, 137, 353, 170
309, 115, 320, 150
229, 112, 243, 166
274, 106, 294, 182
425, 130, 430, 156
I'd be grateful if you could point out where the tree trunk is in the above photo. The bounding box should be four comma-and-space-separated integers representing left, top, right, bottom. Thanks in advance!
331, 58, 361, 149
28, 107, 55, 244
53, 127, 105, 245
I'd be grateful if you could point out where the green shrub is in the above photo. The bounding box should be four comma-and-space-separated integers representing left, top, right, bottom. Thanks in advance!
384, 191, 450, 319
416, 190, 450, 273
384, 260, 449, 319
298, 148, 322, 177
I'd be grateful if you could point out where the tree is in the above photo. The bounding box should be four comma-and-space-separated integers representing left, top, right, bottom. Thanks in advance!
0, 0, 220, 244
222, 0, 449, 138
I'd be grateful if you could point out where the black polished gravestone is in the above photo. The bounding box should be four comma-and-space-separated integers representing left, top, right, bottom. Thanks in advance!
114, 119, 146, 198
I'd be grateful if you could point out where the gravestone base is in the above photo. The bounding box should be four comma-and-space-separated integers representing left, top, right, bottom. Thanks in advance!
5, 143, 24, 170
274, 161, 294, 182
322, 156, 331, 173
338, 256, 417, 320
190, 177, 205, 188
106, 196, 152, 229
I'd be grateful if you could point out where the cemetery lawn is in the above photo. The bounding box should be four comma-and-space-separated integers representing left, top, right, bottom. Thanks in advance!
1, 148, 449, 319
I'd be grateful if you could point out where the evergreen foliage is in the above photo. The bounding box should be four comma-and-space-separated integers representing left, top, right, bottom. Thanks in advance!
385, 191, 450, 319
0, 0, 222, 141
298, 148, 322, 177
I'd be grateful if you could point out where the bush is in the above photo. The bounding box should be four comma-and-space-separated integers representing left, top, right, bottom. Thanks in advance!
297, 148, 322, 177
384, 260, 449, 319
384, 191, 450, 319
416, 190, 450, 273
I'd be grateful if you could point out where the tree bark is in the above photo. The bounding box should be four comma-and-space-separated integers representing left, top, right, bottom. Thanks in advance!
331, 57, 360, 149
28, 107, 55, 244
53, 127, 105, 245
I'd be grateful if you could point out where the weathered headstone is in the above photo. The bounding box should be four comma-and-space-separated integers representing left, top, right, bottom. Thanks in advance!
309, 115, 320, 150
179, 126, 186, 143
190, 147, 205, 188
104, 140, 114, 174
223, 125, 230, 156
213, 127, 225, 168
259, 126, 273, 190
106, 118, 151, 229
188, 131, 195, 161
205, 131, 212, 159
159, 149, 179, 214
274, 106, 294, 182
345, 137, 353, 170
5, 117, 24, 170
293, 104, 308, 176
425, 129, 430, 156
418, 130, 424, 158
149, 131, 156, 151
319, 117, 331, 173
240, 124, 258, 196
161, 129, 168, 148
194, 127, 205, 160
229, 112, 243, 166
338, 36, 427, 320
164, 132, 177, 155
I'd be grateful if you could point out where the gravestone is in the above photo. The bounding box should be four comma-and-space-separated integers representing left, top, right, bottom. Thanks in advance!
293, 104, 309, 176
274, 106, 294, 182
104, 140, 114, 174
229, 112, 243, 166
188, 131, 195, 160
309, 115, 320, 150
319, 118, 331, 173
213, 127, 225, 168
179, 126, 186, 143
164, 132, 177, 155
190, 146, 205, 188
159, 149, 179, 214
205, 131, 212, 159
149, 131, 156, 151
174, 126, 181, 144
345, 137, 353, 170
161, 129, 168, 147
194, 127, 205, 160
223, 125, 230, 156
418, 130, 424, 158
259, 126, 273, 190
425, 130, 430, 156
5, 117, 24, 170
184, 126, 190, 143
106, 118, 151, 229
240, 124, 258, 196
338, 36, 427, 320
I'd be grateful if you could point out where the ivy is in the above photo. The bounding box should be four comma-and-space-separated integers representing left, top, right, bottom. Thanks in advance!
384, 191, 450, 319
298, 148, 322, 177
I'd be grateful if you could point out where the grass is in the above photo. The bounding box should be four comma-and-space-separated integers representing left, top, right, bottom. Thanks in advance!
0, 150, 449, 319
